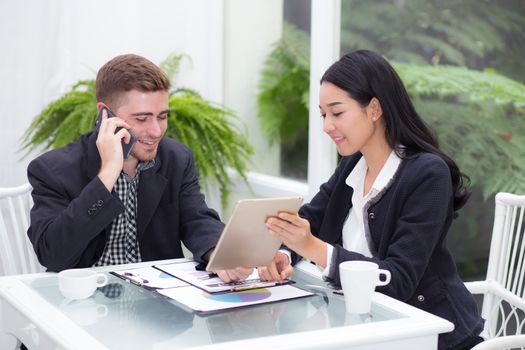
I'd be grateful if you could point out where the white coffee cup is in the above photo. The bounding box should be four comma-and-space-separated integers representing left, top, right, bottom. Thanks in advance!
58, 269, 108, 300
339, 261, 391, 314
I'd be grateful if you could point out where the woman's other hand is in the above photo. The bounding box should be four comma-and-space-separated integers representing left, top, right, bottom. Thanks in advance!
258, 251, 294, 282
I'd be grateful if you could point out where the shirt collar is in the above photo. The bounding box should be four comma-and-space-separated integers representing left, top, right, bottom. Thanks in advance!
121, 159, 156, 182
138, 159, 155, 172
373, 150, 402, 192
346, 150, 402, 193
346, 156, 367, 190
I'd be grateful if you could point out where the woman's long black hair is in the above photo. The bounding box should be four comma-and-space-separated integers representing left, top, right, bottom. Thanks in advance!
321, 50, 470, 210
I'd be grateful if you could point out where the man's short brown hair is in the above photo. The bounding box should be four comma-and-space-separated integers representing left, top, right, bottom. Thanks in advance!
95, 54, 170, 108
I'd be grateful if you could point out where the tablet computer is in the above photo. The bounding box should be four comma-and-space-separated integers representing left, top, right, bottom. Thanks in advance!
206, 196, 304, 271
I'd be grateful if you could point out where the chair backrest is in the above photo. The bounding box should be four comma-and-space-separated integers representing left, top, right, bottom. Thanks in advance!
482, 192, 525, 339
0, 183, 44, 275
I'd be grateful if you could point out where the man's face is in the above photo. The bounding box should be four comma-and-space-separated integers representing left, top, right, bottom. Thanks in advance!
114, 89, 169, 162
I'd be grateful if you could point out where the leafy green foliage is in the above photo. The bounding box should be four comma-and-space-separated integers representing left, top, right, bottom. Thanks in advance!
168, 88, 253, 205
159, 53, 191, 81
257, 22, 310, 178
393, 62, 525, 197
20, 54, 253, 205
393, 62, 525, 107
21, 81, 97, 154
340, 0, 525, 76
257, 22, 310, 144
414, 98, 525, 197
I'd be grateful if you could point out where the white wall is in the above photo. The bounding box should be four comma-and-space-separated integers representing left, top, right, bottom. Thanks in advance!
0, 0, 223, 186
0, 1, 62, 187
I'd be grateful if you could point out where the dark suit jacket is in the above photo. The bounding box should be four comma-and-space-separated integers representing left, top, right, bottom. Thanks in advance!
296, 152, 483, 350
27, 131, 223, 272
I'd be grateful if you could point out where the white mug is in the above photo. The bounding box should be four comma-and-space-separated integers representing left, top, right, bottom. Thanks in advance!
58, 269, 108, 300
339, 261, 391, 314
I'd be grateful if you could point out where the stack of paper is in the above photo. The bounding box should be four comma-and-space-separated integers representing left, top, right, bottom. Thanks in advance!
111, 261, 314, 313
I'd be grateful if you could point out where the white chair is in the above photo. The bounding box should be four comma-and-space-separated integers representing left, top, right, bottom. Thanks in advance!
465, 192, 525, 350
0, 183, 44, 275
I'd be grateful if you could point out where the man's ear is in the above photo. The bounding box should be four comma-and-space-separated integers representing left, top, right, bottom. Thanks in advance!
96, 102, 106, 113
368, 97, 383, 121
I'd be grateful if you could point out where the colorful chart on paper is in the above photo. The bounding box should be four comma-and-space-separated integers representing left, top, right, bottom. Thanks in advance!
204, 288, 272, 303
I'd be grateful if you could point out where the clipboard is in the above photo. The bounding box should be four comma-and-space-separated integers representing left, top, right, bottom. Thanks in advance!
206, 196, 303, 271
111, 265, 189, 290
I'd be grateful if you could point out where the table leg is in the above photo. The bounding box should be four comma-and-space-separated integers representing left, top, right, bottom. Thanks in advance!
1, 300, 22, 350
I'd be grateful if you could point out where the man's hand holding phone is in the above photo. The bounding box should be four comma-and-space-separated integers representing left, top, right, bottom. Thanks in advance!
95, 107, 136, 192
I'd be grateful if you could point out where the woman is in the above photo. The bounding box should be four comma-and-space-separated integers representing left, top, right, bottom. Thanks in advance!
259, 50, 484, 350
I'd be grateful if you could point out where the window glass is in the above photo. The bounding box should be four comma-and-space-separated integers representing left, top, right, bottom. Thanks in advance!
224, 0, 311, 181
340, 0, 525, 280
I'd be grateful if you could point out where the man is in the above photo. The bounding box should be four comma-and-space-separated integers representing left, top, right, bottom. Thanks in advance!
27, 54, 248, 281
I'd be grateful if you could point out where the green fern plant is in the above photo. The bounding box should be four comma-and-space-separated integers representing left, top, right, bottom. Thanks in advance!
20, 54, 253, 206
168, 87, 253, 202
21, 80, 97, 151
392, 62, 525, 106
392, 62, 525, 197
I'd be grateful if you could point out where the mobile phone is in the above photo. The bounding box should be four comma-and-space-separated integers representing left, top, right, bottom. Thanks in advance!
94, 107, 137, 159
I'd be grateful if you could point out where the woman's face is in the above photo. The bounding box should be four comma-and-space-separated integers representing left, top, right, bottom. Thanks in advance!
319, 82, 379, 156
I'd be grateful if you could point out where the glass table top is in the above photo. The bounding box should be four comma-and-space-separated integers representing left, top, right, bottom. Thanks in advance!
23, 267, 405, 349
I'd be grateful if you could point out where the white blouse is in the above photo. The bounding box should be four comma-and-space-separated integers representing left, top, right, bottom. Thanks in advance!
322, 150, 402, 275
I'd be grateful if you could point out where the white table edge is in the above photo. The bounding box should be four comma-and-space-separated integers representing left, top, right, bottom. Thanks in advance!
0, 276, 108, 349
